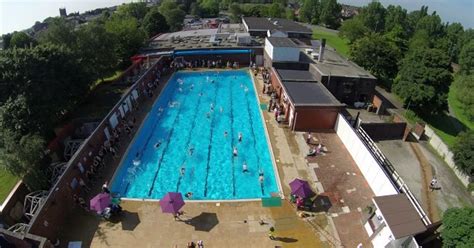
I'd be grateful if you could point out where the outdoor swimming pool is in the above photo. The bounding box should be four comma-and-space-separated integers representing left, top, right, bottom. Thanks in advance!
111, 70, 279, 200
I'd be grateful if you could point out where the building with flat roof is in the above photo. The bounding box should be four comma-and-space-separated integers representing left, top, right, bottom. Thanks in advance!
365, 194, 427, 247
264, 37, 300, 67
269, 68, 344, 131
307, 44, 377, 104
242, 17, 313, 38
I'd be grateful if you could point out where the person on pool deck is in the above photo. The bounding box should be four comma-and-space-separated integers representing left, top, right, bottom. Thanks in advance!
242, 161, 248, 173
233, 147, 238, 157
238, 132, 243, 142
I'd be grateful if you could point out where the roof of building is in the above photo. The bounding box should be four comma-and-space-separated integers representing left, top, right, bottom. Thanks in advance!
276, 69, 317, 82
267, 37, 298, 48
310, 49, 376, 79
281, 81, 342, 107
373, 194, 427, 239
243, 17, 312, 34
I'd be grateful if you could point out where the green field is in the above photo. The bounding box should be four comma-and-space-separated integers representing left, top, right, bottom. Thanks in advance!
312, 28, 350, 57
0, 169, 18, 205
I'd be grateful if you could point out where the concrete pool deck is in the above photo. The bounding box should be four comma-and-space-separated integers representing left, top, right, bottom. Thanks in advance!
57, 68, 372, 247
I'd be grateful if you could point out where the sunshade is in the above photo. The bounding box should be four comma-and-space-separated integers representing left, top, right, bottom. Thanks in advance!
90, 193, 111, 213
289, 178, 314, 198
160, 192, 185, 214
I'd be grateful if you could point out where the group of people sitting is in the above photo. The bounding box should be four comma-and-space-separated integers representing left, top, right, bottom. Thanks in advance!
171, 58, 240, 70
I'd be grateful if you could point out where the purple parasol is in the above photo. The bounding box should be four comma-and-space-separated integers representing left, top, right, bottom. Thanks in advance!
90, 193, 112, 213
289, 178, 314, 198
160, 192, 185, 214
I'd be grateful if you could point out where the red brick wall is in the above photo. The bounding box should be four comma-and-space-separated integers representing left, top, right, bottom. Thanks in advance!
293, 107, 340, 131
27, 57, 170, 241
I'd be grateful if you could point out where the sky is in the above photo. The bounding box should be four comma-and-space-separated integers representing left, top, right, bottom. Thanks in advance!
1, 0, 473, 35
0, 0, 134, 35
339, 0, 474, 28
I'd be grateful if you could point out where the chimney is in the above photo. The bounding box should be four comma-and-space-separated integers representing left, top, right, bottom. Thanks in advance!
318, 38, 326, 62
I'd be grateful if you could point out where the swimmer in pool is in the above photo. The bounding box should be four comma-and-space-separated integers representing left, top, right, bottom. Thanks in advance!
242, 161, 248, 172
154, 140, 162, 148
224, 131, 228, 138
238, 132, 242, 142
180, 166, 185, 176
233, 147, 238, 157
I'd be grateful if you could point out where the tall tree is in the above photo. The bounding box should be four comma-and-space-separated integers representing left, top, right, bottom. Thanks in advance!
0, 44, 93, 133
143, 7, 170, 37
393, 48, 452, 114
76, 22, 118, 79
415, 13, 445, 40
452, 74, 474, 120
299, 0, 320, 24
384, 5, 408, 33
1, 33, 12, 49
267, 3, 284, 18
199, 0, 220, 17
105, 14, 146, 66
319, 0, 341, 29
38, 17, 77, 48
350, 33, 401, 84
116, 2, 149, 21
339, 18, 369, 43
459, 40, 474, 74
444, 23, 464, 63
9, 32, 36, 48
441, 207, 474, 247
358, 1, 386, 33
159, 0, 186, 31
229, 3, 242, 23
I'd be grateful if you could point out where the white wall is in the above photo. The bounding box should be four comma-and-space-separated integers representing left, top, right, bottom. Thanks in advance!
264, 38, 300, 62
264, 39, 274, 60
424, 126, 471, 187
335, 114, 399, 196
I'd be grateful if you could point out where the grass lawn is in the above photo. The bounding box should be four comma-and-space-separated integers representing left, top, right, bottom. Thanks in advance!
448, 83, 474, 130
0, 169, 18, 205
312, 28, 350, 57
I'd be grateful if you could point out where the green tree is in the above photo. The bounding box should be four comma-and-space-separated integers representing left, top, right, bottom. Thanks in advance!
0, 130, 50, 190
143, 7, 170, 37
159, 0, 186, 31
459, 40, 474, 74
407, 30, 431, 51
10, 32, 36, 48
339, 18, 369, 43
384, 5, 408, 33
38, 17, 77, 48
199, 0, 220, 17
452, 74, 474, 121
441, 207, 474, 247
384, 24, 408, 53
285, 8, 295, 21
415, 13, 445, 40
229, 3, 242, 23
299, 0, 320, 24
0, 44, 93, 133
116, 2, 149, 21
267, 3, 284, 18
76, 22, 118, 79
319, 0, 341, 29
105, 14, 146, 66
358, 1, 386, 33
393, 48, 452, 114
350, 33, 401, 84
406, 5, 429, 36
1, 33, 12, 49
444, 23, 464, 63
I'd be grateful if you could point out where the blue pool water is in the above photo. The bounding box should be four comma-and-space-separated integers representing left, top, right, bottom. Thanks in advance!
111, 70, 279, 200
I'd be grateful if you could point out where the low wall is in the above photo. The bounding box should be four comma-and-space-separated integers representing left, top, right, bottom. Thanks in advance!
335, 114, 399, 196
424, 126, 471, 187
360, 122, 407, 141
26, 56, 171, 241
0, 181, 29, 226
